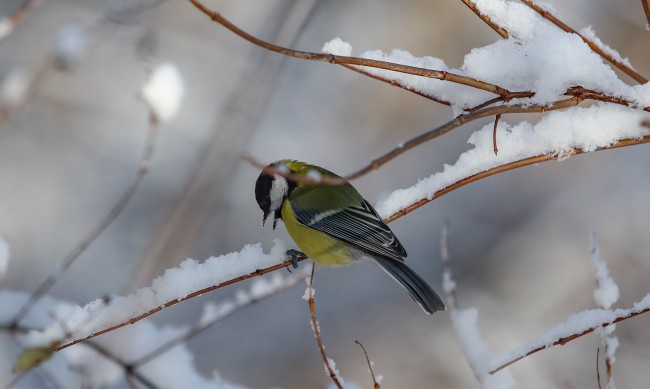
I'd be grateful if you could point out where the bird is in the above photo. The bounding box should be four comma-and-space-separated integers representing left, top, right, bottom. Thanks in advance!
254, 159, 445, 314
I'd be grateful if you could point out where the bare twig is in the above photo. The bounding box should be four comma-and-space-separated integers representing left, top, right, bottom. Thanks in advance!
460, 0, 509, 38
492, 114, 501, 155
188, 0, 513, 97
243, 153, 348, 185
385, 134, 650, 223
9, 113, 160, 327
489, 306, 650, 374
596, 348, 602, 389
520, 0, 648, 84
0, 0, 42, 43
345, 97, 580, 180
340, 63, 452, 106
307, 264, 343, 389
355, 340, 381, 389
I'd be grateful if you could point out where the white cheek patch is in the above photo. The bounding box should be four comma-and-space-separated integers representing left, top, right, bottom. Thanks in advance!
269, 175, 289, 211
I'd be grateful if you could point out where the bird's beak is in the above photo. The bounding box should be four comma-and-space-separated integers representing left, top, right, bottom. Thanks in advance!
261, 210, 270, 227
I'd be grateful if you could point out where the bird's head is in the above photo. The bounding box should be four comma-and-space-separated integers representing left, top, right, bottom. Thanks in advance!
254, 161, 297, 229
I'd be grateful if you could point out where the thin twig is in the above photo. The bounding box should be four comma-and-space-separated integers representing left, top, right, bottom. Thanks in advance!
340, 63, 452, 106
130, 271, 307, 367
596, 348, 602, 389
492, 113, 501, 155
385, 134, 650, 223
9, 114, 160, 327
459, 0, 509, 38
520, 0, 648, 84
489, 306, 650, 374
0, 0, 42, 43
345, 97, 580, 181
187, 0, 512, 97
243, 153, 348, 185
308, 264, 343, 389
355, 340, 381, 389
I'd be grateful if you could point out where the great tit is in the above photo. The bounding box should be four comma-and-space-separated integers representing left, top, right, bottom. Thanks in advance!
254, 160, 445, 314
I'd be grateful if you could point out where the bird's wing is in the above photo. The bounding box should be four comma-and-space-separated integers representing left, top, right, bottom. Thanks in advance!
292, 198, 407, 262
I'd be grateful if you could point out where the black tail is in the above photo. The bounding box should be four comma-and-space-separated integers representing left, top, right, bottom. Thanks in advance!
372, 256, 446, 314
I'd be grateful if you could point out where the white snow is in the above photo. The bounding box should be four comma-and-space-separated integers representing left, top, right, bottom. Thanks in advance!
489, 293, 650, 371
323, 0, 650, 115
375, 104, 650, 218
141, 62, 185, 122
589, 232, 619, 309
20, 240, 287, 347
0, 236, 8, 279
451, 309, 515, 388
322, 38, 353, 56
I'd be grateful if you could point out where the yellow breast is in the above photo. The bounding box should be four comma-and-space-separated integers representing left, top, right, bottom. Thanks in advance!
281, 200, 353, 266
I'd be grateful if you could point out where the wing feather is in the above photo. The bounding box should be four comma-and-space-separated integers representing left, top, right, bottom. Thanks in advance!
292, 199, 407, 261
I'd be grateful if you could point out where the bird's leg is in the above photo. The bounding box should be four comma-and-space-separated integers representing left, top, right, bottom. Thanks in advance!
285, 249, 305, 270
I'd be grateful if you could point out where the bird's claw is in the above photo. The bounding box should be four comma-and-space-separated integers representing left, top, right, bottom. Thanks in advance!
285, 249, 304, 270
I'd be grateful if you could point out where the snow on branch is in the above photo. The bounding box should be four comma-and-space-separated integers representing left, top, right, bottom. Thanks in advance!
376, 104, 650, 220
16, 240, 289, 351
489, 294, 650, 374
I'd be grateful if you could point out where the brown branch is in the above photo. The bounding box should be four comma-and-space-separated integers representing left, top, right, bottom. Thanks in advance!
54, 255, 307, 352
643, 0, 650, 27
187, 0, 513, 97
345, 97, 580, 180
460, 0, 509, 38
243, 153, 348, 185
307, 264, 343, 389
520, 0, 648, 84
355, 340, 381, 389
492, 114, 501, 155
340, 64, 452, 106
9, 113, 160, 328
385, 134, 650, 223
596, 348, 603, 389
489, 305, 650, 374
0, 0, 42, 43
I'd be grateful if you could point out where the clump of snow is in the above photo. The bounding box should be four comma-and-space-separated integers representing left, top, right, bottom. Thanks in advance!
451, 309, 515, 388
589, 232, 619, 309
141, 62, 185, 122
22, 240, 287, 347
0, 235, 8, 279
325, 0, 650, 114
54, 22, 88, 70
376, 104, 650, 218
0, 68, 31, 107
322, 38, 353, 56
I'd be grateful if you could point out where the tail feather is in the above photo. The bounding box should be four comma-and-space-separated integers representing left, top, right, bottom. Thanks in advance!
372, 256, 446, 314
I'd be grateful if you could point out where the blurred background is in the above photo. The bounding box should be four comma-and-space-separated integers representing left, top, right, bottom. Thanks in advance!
1, 0, 649, 387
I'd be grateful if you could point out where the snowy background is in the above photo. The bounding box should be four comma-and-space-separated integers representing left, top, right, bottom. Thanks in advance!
1, 0, 650, 387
